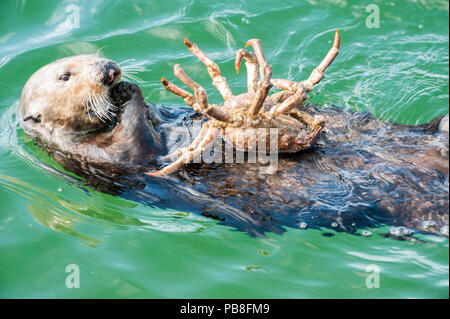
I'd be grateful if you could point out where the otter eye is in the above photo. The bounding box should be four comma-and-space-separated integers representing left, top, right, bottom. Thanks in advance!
59, 73, 71, 81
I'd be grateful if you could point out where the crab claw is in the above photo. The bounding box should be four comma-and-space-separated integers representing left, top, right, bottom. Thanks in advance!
334, 29, 340, 49
184, 38, 193, 48
235, 51, 243, 74
246, 38, 260, 47
235, 48, 258, 76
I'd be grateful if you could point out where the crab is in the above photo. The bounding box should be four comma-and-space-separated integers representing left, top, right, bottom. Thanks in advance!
146, 30, 340, 176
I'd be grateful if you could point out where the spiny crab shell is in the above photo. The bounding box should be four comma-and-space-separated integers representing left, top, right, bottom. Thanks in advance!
212, 92, 324, 153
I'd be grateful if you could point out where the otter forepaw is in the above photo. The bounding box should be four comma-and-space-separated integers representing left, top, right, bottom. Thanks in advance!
110, 81, 143, 106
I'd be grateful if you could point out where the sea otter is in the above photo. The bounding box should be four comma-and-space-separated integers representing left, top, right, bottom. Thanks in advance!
18, 55, 449, 237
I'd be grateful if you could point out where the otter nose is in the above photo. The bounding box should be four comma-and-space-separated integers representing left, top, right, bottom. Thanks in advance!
102, 62, 121, 85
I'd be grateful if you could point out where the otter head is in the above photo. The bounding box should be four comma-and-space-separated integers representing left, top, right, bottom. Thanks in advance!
19, 54, 122, 138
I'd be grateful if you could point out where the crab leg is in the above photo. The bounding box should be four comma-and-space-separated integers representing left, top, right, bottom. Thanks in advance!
272, 30, 340, 115
184, 39, 233, 101
289, 108, 325, 130
173, 64, 231, 123
295, 125, 324, 149
235, 49, 258, 93
146, 126, 219, 176
160, 124, 210, 162
161, 77, 201, 112
271, 79, 299, 91
273, 90, 307, 115
307, 29, 340, 87
270, 90, 294, 103
245, 39, 273, 118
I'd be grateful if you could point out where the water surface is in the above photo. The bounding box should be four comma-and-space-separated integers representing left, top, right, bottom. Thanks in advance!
0, 0, 448, 298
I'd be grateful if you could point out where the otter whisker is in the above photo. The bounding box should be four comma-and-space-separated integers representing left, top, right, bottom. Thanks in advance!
122, 67, 145, 74
122, 65, 146, 72
83, 93, 93, 122
101, 93, 116, 117
100, 94, 116, 118
95, 94, 110, 121
104, 94, 116, 112
122, 69, 146, 74
123, 69, 145, 75
122, 74, 141, 83
120, 60, 147, 84
96, 45, 108, 57
86, 90, 113, 123
123, 71, 144, 84
119, 58, 136, 66
87, 91, 97, 122
123, 69, 146, 76
90, 93, 104, 122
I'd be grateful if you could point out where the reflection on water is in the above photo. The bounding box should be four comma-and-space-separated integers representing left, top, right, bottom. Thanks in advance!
0, 172, 213, 247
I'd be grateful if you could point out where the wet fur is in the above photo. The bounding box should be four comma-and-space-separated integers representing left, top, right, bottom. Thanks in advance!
40, 87, 448, 238
18, 56, 448, 238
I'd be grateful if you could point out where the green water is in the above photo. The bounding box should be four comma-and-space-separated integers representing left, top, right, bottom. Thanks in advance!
0, 0, 448, 298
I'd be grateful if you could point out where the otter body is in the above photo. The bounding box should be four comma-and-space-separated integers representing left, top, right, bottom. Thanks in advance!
18, 55, 449, 237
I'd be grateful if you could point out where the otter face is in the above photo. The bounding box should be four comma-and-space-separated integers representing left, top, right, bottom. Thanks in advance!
19, 55, 122, 136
